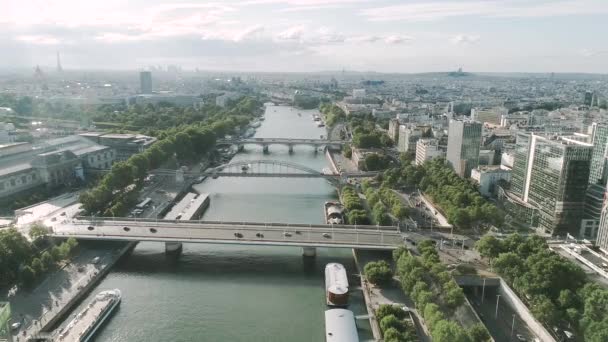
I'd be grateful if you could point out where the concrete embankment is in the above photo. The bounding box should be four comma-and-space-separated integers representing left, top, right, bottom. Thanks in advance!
32, 241, 137, 338
352, 249, 383, 341
325, 148, 341, 175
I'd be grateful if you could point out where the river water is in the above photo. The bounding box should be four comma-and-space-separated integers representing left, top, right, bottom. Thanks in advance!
75, 105, 373, 341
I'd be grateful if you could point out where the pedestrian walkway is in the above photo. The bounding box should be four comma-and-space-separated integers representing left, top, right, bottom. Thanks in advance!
8, 247, 118, 341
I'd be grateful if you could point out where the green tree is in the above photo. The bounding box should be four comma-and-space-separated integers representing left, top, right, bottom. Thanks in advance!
31, 258, 45, 274
20, 265, 36, 287
423, 303, 445, 329
492, 252, 524, 284
431, 320, 471, 342
383, 327, 406, 342
531, 295, 559, 326
364, 260, 393, 285
376, 304, 406, 321
443, 280, 465, 308
29, 223, 49, 240
41, 251, 54, 270
467, 323, 491, 342
50, 245, 63, 261
380, 314, 404, 332
475, 235, 503, 260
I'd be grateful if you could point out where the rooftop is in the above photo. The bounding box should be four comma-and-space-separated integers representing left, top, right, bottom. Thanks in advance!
0, 163, 32, 177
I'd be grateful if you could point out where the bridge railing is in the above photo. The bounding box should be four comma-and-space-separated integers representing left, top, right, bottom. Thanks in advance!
73, 216, 401, 232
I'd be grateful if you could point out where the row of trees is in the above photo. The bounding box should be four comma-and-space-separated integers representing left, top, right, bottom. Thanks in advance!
396, 158, 504, 229
364, 185, 409, 226
375, 304, 418, 342
91, 96, 261, 133
340, 186, 370, 225
349, 116, 393, 149
475, 234, 608, 341
0, 227, 77, 287
80, 97, 261, 216
319, 103, 346, 128
363, 260, 393, 285
363, 153, 392, 171
393, 242, 491, 342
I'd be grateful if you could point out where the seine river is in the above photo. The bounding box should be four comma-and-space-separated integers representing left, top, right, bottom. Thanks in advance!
75, 105, 372, 341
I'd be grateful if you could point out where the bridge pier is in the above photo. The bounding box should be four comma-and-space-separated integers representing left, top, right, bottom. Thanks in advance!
302, 247, 316, 257
288, 144, 294, 154
165, 242, 183, 256
262, 144, 269, 154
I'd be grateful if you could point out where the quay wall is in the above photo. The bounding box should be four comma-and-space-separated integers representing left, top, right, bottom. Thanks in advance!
352, 249, 382, 341
39, 241, 136, 333
325, 149, 340, 175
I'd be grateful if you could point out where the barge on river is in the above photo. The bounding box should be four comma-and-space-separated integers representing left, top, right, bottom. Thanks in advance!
325, 263, 349, 307
57, 289, 121, 342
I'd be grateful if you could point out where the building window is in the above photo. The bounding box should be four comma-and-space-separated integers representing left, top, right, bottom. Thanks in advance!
0, 182, 4, 191
10, 179, 16, 187
97, 155, 101, 161
32, 173, 37, 180
21, 176, 26, 184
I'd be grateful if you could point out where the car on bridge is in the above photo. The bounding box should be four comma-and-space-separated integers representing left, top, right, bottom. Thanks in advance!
322, 233, 331, 239
283, 232, 292, 237
234, 232, 243, 238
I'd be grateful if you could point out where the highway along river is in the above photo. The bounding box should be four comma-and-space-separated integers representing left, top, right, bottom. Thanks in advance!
72, 105, 373, 341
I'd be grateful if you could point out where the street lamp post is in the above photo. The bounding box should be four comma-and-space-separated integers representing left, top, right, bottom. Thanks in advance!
481, 278, 486, 304
511, 314, 516, 339
495, 294, 501, 319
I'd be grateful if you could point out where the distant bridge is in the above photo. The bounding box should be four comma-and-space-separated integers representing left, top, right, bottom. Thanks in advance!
155, 160, 379, 181
217, 138, 345, 153
50, 218, 403, 250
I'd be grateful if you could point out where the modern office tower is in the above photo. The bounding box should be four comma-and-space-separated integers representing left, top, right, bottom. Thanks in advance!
588, 123, 608, 185
140, 71, 152, 94
584, 90, 594, 106
509, 132, 593, 236
446, 119, 482, 178
598, 201, 608, 252
581, 123, 608, 238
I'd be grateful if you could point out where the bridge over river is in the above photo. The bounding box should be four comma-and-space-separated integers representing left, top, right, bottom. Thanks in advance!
154, 159, 378, 181
217, 137, 345, 153
50, 218, 403, 255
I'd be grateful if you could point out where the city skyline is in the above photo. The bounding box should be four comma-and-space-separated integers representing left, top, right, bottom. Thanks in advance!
1, 0, 608, 73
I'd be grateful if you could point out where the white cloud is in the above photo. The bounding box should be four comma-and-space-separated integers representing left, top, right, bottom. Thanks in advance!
384, 35, 414, 44
361, 0, 608, 22
347, 35, 382, 43
580, 49, 608, 57
276, 26, 306, 41
15, 35, 62, 45
450, 34, 480, 44
233, 25, 265, 42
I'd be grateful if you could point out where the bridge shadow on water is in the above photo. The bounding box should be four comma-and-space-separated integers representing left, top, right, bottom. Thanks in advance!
112, 243, 359, 285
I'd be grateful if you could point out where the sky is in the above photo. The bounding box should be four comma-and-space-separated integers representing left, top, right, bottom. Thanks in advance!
1, 0, 607, 73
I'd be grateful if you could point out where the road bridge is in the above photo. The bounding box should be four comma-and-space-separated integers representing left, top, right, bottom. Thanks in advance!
155, 160, 379, 182
50, 218, 402, 255
217, 137, 345, 153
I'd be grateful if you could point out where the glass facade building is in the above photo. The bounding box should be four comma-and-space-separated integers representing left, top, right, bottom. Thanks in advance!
446, 120, 482, 178
507, 133, 592, 236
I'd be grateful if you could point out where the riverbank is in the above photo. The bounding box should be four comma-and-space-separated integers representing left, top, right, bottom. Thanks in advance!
9, 241, 134, 341
352, 249, 384, 341
354, 249, 432, 342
